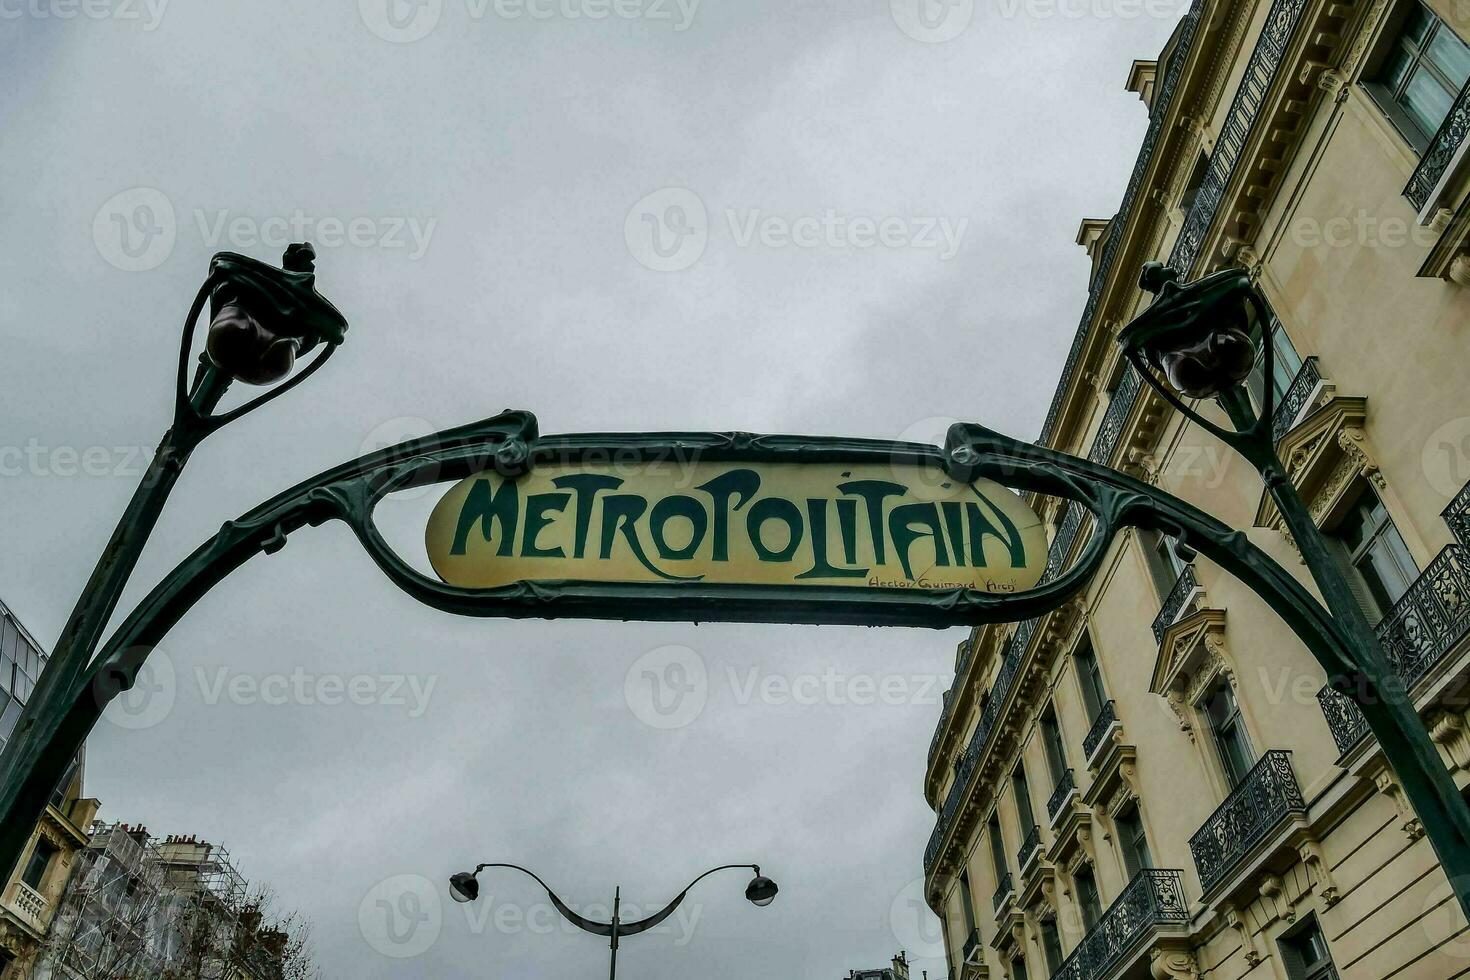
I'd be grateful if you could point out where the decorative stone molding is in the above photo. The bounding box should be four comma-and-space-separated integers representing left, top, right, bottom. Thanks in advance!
1430, 709, 1470, 771
1373, 766, 1426, 841
1257, 397, 1374, 531
1258, 874, 1297, 923
1226, 904, 1265, 967
1298, 839, 1340, 906
1152, 608, 1230, 742
1452, 254, 1470, 287
1148, 943, 1201, 980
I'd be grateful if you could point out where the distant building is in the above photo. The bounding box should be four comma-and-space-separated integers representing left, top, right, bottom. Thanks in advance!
847, 951, 910, 980
0, 598, 99, 978
34, 824, 307, 980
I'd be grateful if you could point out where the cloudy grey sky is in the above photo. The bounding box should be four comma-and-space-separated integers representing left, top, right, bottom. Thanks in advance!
1, 1, 1181, 975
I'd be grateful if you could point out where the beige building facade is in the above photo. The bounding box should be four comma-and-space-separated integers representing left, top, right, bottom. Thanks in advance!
922, 0, 1470, 977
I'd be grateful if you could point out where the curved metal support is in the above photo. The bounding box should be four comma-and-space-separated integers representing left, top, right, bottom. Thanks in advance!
466, 863, 759, 938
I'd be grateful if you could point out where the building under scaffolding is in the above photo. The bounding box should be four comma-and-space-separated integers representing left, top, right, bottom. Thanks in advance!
32, 824, 290, 980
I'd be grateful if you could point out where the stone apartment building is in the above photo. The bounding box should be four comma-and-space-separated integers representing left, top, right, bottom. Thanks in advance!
922, 0, 1470, 976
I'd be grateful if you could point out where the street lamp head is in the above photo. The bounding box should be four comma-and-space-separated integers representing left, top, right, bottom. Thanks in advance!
744, 869, 778, 907
1117, 263, 1259, 399
204, 243, 348, 386
449, 872, 480, 904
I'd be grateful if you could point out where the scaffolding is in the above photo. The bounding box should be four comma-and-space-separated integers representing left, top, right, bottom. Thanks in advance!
33, 823, 285, 980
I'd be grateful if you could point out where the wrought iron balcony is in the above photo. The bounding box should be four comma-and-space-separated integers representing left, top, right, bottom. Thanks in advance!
992, 872, 1015, 914
1150, 566, 1198, 644
1316, 546, 1470, 755
1046, 769, 1077, 822
1082, 700, 1119, 763
1272, 356, 1321, 443
1445, 483, 1470, 551
1088, 367, 1141, 466
1017, 824, 1042, 873
1048, 870, 1189, 980
1188, 751, 1305, 895
1406, 77, 1470, 211
961, 927, 983, 966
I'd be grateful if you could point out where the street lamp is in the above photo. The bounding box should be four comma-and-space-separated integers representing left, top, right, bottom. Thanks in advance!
1116, 261, 1470, 915
447, 862, 776, 979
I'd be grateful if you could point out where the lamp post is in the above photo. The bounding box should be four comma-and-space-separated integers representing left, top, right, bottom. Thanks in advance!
447, 862, 777, 978
0, 244, 346, 883
1115, 262, 1470, 917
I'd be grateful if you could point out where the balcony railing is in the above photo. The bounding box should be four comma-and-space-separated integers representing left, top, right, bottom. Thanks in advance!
1049, 870, 1189, 980
1082, 700, 1119, 764
960, 928, 983, 965
1047, 769, 1077, 822
1445, 482, 1470, 551
1317, 546, 1470, 755
1150, 566, 1198, 644
1405, 76, 1470, 211
1088, 367, 1141, 466
1272, 356, 1321, 443
1017, 824, 1042, 873
992, 872, 1015, 914
9, 880, 47, 927
1188, 751, 1305, 895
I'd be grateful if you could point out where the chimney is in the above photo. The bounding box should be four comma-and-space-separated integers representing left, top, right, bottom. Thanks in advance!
893, 951, 910, 980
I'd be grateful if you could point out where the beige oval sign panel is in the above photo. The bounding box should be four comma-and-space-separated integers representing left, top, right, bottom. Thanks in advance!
425, 461, 1047, 594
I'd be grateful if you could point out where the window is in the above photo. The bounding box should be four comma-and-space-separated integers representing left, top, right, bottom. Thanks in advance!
989, 816, 1009, 881
1366, 2, 1470, 151
1245, 318, 1304, 416
1141, 530, 1189, 600
1013, 764, 1036, 830
1178, 149, 1212, 214
1117, 804, 1155, 876
959, 871, 979, 933
1075, 868, 1103, 931
1041, 707, 1069, 786
1330, 488, 1418, 622
1011, 954, 1030, 980
21, 838, 56, 891
1205, 682, 1256, 786
1074, 638, 1108, 724
1280, 916, 1338, 980
1040, 918, 1066, 973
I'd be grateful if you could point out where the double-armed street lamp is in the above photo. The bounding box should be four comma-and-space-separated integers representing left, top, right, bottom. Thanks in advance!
448, 862, 778, 978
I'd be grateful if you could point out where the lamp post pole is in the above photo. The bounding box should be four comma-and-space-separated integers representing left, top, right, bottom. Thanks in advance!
1117, 262, 1470, 918
448, 863, 777, 975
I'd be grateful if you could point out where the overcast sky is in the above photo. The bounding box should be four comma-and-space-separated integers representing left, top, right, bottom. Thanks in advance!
2, 2, 1182, 976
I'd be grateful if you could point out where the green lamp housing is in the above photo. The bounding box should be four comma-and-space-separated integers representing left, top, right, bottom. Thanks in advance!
205, 243, 349, 385
1117, 263, 1260, 399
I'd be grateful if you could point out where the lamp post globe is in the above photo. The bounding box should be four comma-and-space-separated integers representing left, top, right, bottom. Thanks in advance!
449, 872, 480, 904
1118, 262, 1259, 399
744, 870, 778, 907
